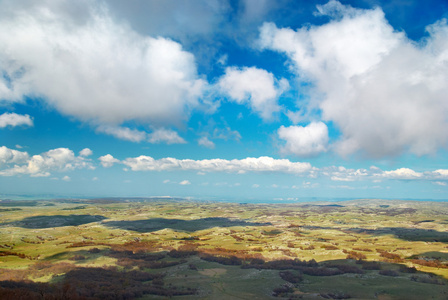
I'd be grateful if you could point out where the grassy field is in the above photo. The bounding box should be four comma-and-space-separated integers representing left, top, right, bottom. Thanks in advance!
0, 198, 447, 299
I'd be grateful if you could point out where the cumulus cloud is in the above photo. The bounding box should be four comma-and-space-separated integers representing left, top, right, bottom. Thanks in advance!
62, 175, 71, 182
148, 128, 186, 144
259, 0, 448, 157
0, 113, 33, 128
433, 169, 448, 178
0, 147, 93, 177
278, 122, 329, 157
218, 66, 289, 121
322, 165, 429, 182
99, 154, 120, 168
198, 136, 215, 149
380, 168, 423, 180
0, 146, 29, 166
0, 1, 207, 130
79, 148, 93, 157
179, 180, 191, 185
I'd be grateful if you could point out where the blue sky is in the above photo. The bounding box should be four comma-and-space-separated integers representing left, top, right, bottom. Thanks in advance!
1, 0, 448, 201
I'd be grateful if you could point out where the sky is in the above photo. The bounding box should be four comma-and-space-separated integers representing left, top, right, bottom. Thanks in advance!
1, 0, 448, 202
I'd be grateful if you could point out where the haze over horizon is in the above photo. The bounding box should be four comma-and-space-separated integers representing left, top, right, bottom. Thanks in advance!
1, 0, 448, 201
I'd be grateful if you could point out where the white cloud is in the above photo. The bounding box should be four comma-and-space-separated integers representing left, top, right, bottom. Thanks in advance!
434, 181, 447, 186
0, 146, 29, 166
0, 113, 33, 128
99, 154, 120, 168
121, 155, 313, 174
218, 66, 288, 121
278, 122, 329, 157
217, 54, 228, 65
323, 165, 370, 182
252, 184, 260, 188
433, 169, 448, 178
259, 1, 448, 157
96, 125, 147, 142
79, 148, 93, 157
198, 136, 215, 149
331, 176, 355, 182
62, 175, 71, 182
381, 168, 423, 180
0, 147, 93, 177
148, 128, 186, 144
179, 180, 191, 185
0, 2, 207, 129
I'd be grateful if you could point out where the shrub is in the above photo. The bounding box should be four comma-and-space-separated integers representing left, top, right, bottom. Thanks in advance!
279, 271, 303, 283
272, 284, 294, 297
379, 269, 399, 277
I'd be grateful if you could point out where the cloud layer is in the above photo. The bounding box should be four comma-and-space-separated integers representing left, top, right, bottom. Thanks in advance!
260, 0, 448, 157
97, 152, 448, 183
1, 145, 447, 187
109, 155, 314, 174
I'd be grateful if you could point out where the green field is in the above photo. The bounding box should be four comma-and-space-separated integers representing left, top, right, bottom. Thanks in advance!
1, 198, 447, 299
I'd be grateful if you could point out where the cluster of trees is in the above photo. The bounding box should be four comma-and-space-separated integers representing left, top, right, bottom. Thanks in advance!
324, 264, 364, 274
319, 291, 352, 299
321, 245, 339, 250
410, 258, 448, 269
378, 269, 399, 277
0, 251, 35, 260
352, 247, 372, 252
167, 249, 197, 258
242, 258, 318, 270
356, 260, 381, 270
342, 249, 367, 260
279, 271, 303, 283
272, 284, 294, 297
411, 274, 446, 285
377, 250, 402, 262
200, 254, 242, 266
20, 237, 42, 245
66, 241, 108, 248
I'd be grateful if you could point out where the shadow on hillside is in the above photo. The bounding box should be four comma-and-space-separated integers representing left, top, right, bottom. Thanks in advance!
103, 217, 271, 233
303, 225, 448, 243
0, 200, 39, 207
4, 215, 107, 229
347, 227, 448, 243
